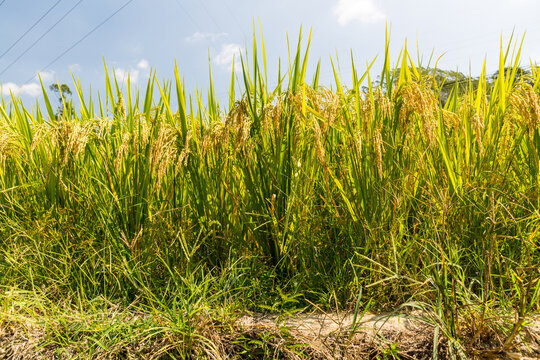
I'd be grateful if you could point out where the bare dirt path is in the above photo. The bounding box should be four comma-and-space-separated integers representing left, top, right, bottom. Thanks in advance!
2, 309, 540, 359
235, 311, 540, 359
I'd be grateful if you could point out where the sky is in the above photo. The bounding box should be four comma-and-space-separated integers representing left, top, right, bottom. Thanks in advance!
1, 0, 539, 108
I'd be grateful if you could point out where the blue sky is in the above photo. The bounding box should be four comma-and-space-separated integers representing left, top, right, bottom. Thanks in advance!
1, 0, 539, 106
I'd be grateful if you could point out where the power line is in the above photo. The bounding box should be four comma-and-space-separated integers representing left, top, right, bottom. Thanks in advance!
0, 0, 63, 59
198, 0, 223, 34
0, 0, 85, 77
172, 0, 204, 34
171, 0, 213, 47
222, 0, 243, 34
0, 0, 7, 7
26, 0, 135, 84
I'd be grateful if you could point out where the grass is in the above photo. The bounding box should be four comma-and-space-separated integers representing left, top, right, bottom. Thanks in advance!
1, 28, 540, 358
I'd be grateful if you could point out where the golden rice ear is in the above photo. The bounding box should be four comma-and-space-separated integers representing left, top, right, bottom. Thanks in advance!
472, 113, 485, 155
374, 86, 392, 121
0, 124, 19, 163
373, 129, 384, 179
319, 89, 340, 132
508, 83, 540, 139
441, 109, 461, 132
395, 81, 440, 147
150, 124, 181, 189
224, 98, 253, 154
311, 116, 326, 166
176, 129, 192, 169
115, 132, 132, 171
115, 93, 126, 121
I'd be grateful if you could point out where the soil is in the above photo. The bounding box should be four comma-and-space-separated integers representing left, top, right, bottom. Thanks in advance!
1, 311, 540, 359
233, 311, 540, 359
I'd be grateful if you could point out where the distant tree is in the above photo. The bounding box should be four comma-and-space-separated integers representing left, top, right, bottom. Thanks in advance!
399, 67, 477, 106
490, 66, 532, 86
362, 64, 535, 110
49, 83, 72, 119
365, 67, 485, 106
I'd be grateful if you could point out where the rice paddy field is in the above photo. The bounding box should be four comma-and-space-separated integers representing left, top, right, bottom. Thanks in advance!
1, 31, 540, 359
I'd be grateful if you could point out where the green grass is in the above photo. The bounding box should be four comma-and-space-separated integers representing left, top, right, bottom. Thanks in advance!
1, 29, 540, 358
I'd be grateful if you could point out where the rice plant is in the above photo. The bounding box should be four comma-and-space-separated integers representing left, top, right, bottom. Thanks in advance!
1, 29, 539, 358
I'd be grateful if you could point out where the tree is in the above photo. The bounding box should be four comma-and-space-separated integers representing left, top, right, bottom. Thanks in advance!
490, 66, 532, 86
49, 83, 72, 119
363, 66, 474, 106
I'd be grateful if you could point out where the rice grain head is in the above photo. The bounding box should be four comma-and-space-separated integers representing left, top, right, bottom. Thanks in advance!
116, 94, 126, 121
115, 118, 151, 171
0, 124, 19, 163
396, 82, 439, 146
373, 128, 384, 178
311, 116, 326, 165
151, 124, 181, 188
227, 100, 252, 153
177, 129, 192, 169
509, 83, 540, 139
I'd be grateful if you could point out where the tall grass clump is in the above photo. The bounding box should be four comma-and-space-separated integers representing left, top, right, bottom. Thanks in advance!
1, 28, 540, 357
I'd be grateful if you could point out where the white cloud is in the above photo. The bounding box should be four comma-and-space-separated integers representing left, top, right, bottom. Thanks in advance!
213, 43, 243, 69
113, 59, 151, 85
333, 0, 386, 26
36, 70, 55, 83
1, 82, 41, 97
115, 68, 140, 84
1, 83, 19, 96
137, 59, 149, 70
186, 31, 228, 43
511, 0, 532, 5
69, 63, 82, 72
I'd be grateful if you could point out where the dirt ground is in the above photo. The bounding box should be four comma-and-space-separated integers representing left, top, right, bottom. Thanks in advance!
234, 311, 540, 359
1, 311, 540, 359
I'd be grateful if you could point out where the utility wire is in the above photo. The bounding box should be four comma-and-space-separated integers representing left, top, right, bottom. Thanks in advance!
0, 0, 7, 7
0, 0, 84, 77
171, 0, 212, 47
0, 0, 63, 59
222, 0, 243, 34
198, 0, 223, 34
26, 0, 135, 84
172, 0, 204, 34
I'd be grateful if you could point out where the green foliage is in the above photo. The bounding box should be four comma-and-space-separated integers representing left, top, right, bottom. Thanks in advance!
49, 83, 73, 118
1, 30, 540, 357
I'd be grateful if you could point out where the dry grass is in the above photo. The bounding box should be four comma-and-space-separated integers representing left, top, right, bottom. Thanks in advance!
2, 307, 539, 359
